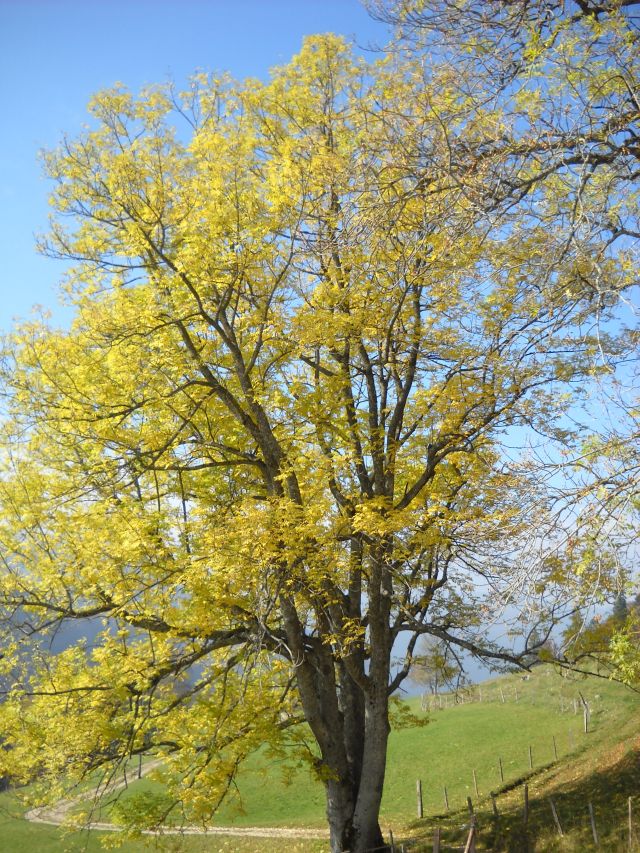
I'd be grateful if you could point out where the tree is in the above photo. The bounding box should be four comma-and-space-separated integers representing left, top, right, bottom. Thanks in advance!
613, 593, 629, 623
611, 613, 640, 685
373, 0, 640, 663
370, 0, 640, 291
0, 32, 636, 853
408, 636, 465, 696
561, 611, 616, 664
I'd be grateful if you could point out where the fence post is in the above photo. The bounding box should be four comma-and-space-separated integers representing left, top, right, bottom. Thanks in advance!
499, 756, 504, 783
443, 786, 449, 812
549, 797, 564, 836
588, 802, 599, 847
579, 692, 590, 733
389, 828, 396, 852
473, 769, 479, 798
528, 745, 533, 770
464, 815, 477, 853
417, 779, 423, 819
491, 792, 499, 818
467, 796, 475, 817
552, 735, 558, 761
433, 826, 441, 853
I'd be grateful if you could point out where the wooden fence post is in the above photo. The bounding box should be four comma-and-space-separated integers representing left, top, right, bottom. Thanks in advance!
552, 735, 558, 761
417, 779, 423, 819
499, 756, 504, 783
473, 769, 479, 798
433, 826, 441, 853
578, 692, 590, 733
588, 802, 599, 847
528, 745, 533, 770
464, 815, 477, 853
389, 828, 396, 852
491, 792, 499, 818
443, 786, 449, 812
467, 796, 475, 817
500, 687, 505, 704
549, 797, 563, 836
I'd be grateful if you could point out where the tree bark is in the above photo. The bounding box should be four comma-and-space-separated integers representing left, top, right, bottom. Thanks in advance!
323, 618, 392, 850
286, 620, 390, 852
350, 694, 391, 852
323, 690, 391, 853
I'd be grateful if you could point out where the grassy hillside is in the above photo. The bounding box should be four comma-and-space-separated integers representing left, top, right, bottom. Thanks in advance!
403, 665, 640, 851
1, 664, 638, 851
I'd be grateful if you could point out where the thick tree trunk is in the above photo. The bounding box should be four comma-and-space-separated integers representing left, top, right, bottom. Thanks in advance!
350, 696, 391, 853
326, 775, 357, 853
293, 655, 389, 852
324, 688, 391, 853
323, 733, 390, 852
280, 561, 393, 852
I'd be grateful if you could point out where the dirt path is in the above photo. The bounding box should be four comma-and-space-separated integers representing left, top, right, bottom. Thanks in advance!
24, 762, 327, 840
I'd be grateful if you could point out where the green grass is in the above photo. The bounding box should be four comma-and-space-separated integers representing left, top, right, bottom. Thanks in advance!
3, 664, 639, 851
382, 693, 581, 822
404, 666, 640, 851
102, 666, 602, 829
0, 791, 326, 853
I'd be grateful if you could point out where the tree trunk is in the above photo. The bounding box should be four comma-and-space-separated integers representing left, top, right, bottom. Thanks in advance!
350, 695, 391, 853
326, 775, 358, 853
280, 565, 393, 852
324, 755, 389, 853
323, 688, 391, 853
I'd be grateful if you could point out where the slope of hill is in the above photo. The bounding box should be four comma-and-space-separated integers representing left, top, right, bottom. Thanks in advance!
0, 664, 638, 851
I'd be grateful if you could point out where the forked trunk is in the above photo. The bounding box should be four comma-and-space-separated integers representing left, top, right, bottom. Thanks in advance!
326, 772, 389, 853
280, 598, 392, 852
325, 695, 391, 853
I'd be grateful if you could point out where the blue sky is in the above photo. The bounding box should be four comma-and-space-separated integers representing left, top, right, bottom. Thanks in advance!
0, 0, 385, 332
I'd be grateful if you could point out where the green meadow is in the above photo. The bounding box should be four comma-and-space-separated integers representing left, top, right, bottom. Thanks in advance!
1, 665, 638, 850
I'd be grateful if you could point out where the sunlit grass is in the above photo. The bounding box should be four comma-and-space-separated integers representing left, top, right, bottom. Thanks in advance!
4, 665, 639, 850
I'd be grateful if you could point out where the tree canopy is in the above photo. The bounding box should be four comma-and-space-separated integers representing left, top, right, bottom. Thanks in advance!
0, 8, 638, 851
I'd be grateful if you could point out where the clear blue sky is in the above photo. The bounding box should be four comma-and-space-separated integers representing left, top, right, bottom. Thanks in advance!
0, 0, 385, 332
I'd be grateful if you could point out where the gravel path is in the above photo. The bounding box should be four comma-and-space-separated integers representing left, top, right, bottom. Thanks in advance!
24, 763, 327, 840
